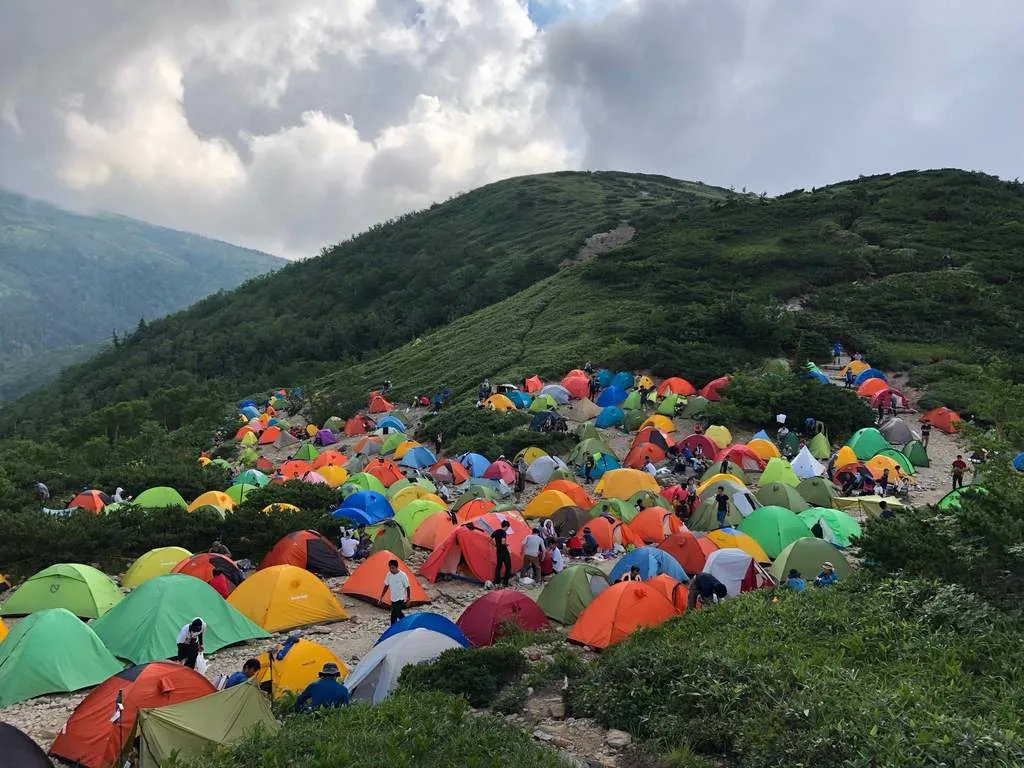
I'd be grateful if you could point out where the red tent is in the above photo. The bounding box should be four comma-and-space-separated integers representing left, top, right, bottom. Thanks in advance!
419, 526, 524, 584
714, 444, 765, 471
523, 375, 543, 394
260, 530, 348, 576
171, 553, 244, 590
368, 393, 394, 413
456, 590, 549, 646
50, 663, 214, 768
657, 377, 697, 396
678, 433, 717, 458
623, 443, 666, 469
660, 484, 688, 505
345, 415, 372, 436
258, 426, 282, 445
870, 388, 908, 409
631, 427, 674, 452
658, 531, 719, 574
560, 374, 590, 399
339, 551, 429, 607
699, 376, 730, 401
482, 459, 516, 484
921, 406, 961, 433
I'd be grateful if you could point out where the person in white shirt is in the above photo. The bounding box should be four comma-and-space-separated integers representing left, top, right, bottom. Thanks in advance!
521, 529, 546, 583
175, 617, 205, 669
643, 459, 657, 476
379, 560, 411, 625
112, 487, 125, 503
339, 530, 358, 558
540, 519, 556, 540
549, 540, 565, 573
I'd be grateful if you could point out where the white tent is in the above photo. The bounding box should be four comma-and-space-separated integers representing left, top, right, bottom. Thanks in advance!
344, 628, 462, 704
790, 446, 825, 479
525, 456, 569, 484
703, 548, 774, 596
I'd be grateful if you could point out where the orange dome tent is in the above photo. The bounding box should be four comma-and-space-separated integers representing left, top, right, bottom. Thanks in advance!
715, 444, 765, 472
560, 374, 590, 399
541, 480, 595, 509
657, 531, 718, 574
455, 498, 497, 523
364, 457, 405, 487
921, 406, 961, 434
171, 553, 244, 592
657, 377, 697, 396
258, 426, 282, 445
312, 451, 348, 469
67, 490, 110, 514
523, 375, 543, 394
568, 581, 676, 649
419, 525, 525, 584
339, 551, 429, 607
368, 394, 394, 413
623, 442, 666, 469
628, 507, 682, 543
857, 378, 888, 397
187, 491, 236, 513
260, 530, 348, 577
647, 574, 689, 613
228, 565, 348, 632
410, 513, 455, 550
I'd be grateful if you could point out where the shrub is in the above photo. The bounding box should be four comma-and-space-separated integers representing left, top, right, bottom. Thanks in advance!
398, 646, 527, 708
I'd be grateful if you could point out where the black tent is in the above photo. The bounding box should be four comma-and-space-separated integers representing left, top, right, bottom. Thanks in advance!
0, 722, 52, 768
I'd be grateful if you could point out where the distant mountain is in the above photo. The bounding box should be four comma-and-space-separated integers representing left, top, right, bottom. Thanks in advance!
0, 189, 283, 400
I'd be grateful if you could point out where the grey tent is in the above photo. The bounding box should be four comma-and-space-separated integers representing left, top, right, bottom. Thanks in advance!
878, 417, 919, 446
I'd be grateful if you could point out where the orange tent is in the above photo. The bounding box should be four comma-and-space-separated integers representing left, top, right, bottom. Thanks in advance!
258, 426, 282, 445
714, 444, 765, 471
921, 406, 961, 433
339, 551, 429, 607
541, 480, 595, 509
857, 378, 888, 397
256, 456, 275, 472
623, 443, 666, 469
523, 375, 543, 394
628, 507, 682, 543
67, 490, 109, 513
430, 459, 470, 485
345, 416, 368, 436
353, 435, 383, 454
280, 460, 313, 480
235, 426, 257, 440
568, 581, 677, 649
364, 457, 405, 487
171, 553, 244, 591
658, 531, 718, 574
419, 526, 524, 584
581, 516, 643, 550
368, 394, 394, 413
647, 573, 688, 613
228, 565, 348, 631
411, 513, 455, 550
657, 377, 697, 396
260, 530, 348, 577
456, 498, 497, 523
312, 451, 347, 469
561, 374, 590, 399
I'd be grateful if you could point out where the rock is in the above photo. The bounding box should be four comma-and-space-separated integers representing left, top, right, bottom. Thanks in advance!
541, 654, 555, 664
550, 735, 572, 748
524, 695, 565, 720
533, 729, 554, 742
605, 729, 632, 748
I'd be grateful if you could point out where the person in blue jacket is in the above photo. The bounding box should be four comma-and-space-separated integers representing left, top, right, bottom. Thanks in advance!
784, 569, 806, 592
295, 663, 349, 712
814, 562, 838, 587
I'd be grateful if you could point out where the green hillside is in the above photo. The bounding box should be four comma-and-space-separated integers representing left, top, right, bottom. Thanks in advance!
0, 188, 283, 400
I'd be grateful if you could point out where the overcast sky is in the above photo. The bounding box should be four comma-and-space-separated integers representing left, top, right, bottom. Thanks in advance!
1, 0, 1021, 258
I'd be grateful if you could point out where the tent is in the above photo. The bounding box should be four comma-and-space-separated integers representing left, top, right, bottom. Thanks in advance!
50, 662, 215, 768
393, 499, 446, 534
0, 723, 51, 768
458, 452, 493, 477
833, 495, 905, 518
790, 445, 825, 479
171, 553, 243, 592
539, 384, 571, 404
523, 375, 544, 393
368, 394, 394, 413
879, 417, 918, 445
187, 491, 236, 513
135, 682, 278, 768
484, 393, 517, 411
608, 546, 687, 582
339, 551, 429, 607
457, 590, 549, 646
903, 440, 930, 468
592, 497, 637, 522
507, 390, 533, 409
754, 482, 810, 512
747, 438, 781, 461
536, 564, 611, 624
134, 486, 188, 511
524, 489, 577, 520
525, 455, 569, 484
738, 506, 813, 559
877, 448, 916, 475
854, 368, 888, 386
0, 563, 122, 618
364, 457, 406, 487
639, 414, 676, 434
312, 450, 347, 469
796, 477, 840, 508
483, 459, 517, 484
703, 548, 775, 597
293, 444, 320, 463
688, 495, 747, 531
67, 489, 110, 513
123, 546, 193, 589
1014, 452, 1024, 472
595, 386, 627, 407
798, 507, 862, 548
376, 612, 469, 647
454, 498, 497, 524
346, 627, 462, 703
549, 506, 592, 537
807, 432, 831, 460
236, 469, 269, 486
704, 528, 770, 562
681, 395, 709, 417
568, 582, 676, 649
596, 468, 659, 499
656, 394, 685, 416
369, 521, 413, 560
92, 574, 269, 663
544, 479, 596, 509
0, 608, 123, 707
856, 378, 889, 397
429, 459, 470, 485
699, 464, 748, 487
228, 565, 347, 632
647, 574, 689, 613
419, 525, 525, 584
769, 538, 853, 582
758, 457, 800, 487
715, 444, 765, 472
678, 433, 718, 458
657, 377, 697, 396
921, 406, 961, 433
658, 531, 719, 574
936, 486, 987, 511
704, 425, 732, 449
313, 428, 339, 446
837, 360, 870, 378
846, 428, 890, 460
261, 530, 348, 576
628, 507, 682, 543
596, 406, 625, 427
332, 490, 394, 526
377, 414, 406, 432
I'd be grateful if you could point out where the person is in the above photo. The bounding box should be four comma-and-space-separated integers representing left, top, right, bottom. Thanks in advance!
339, 529, 358, 558
720, 458, 730, 475
878, 500, 895, 519
814, 562, 838, 587
541, 518, 556, 541
112, 486, 126, 503
175, 618, 205, 669
549, 539, 565, 573
514, 460, 527, 500
877, 401, 885, 422
581, 527, 598, 557
479, 379, 491, 400
566, 530, 583, 557
432, 391, 442, 414
225, 659, 261, 688
382, 379, 393, 394
584, 361, 593, 375
832, 342, 842, 365
380, 559, 411, 625
784, 569, 806, 592
952, 454, 968, 490
34, 481, 49, 504
210, 540, 231, 557
777, 425, 789, 443
354, 529, 372, 560
208, 568, 232, 599
491, 520, 513, 587
434, 431, 443, 455
921, 421, 932, 448
588, 376, 599, 400
895, 476, 911, 498
295, 663, 349, 712
687, 572, 728, 609
521, 527, 546, 583
643, 458, 657, 477
878, 468, 890, 497
619, 565, 643, 583
442, 386, 451, 402
826, 452, 837, 481
584, 453, 596, 483
844, 368, 855, 388
714, 486, 729, 528
890, 392, 900, 412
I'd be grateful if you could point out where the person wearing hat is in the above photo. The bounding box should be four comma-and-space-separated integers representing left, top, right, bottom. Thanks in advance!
295, 662, 350, 712
783, 569, 806, 592
814, 562, 838, 587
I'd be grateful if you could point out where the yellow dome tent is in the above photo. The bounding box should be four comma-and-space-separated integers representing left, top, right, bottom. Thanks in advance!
256, 638, 349, 699
705, 425, 732, 449
188, 491, 236, 513
392, 441, 421, 460
390, 486, 445, 511
705, 529, 771, 563
639, 414, 676, 433
123, 547, 193, 589
484, 394, 517, 412
835, 445, 858, 468
596, 469, 659, 500
838, 360, 870, 378
513, 447, 549, 467
524, 490, 576, 519
697, 473, 747, 496
239, 432, 258, 447
228, 565, 347, 632
317, 465, 350, 488
747, 439, 780, 461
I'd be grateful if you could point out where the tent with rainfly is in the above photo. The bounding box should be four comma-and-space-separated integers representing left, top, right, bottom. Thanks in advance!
0, 563, 122, 619
796, 477, 840, 508
758, 457, 800, 487
903, 440, 930, 468
845, 428, 890, 460
228, 566, 348, 632
770, 538, 853, 582
798, 507, 862, 548
536, 564, 611, 624
345, 628, 463, 703
790, 445, 825, 479
339, 551, 428, 607
123, 546, 193, 590
754, 482, 810, 512
738, 506, 813, 559
567, 581, 677, 649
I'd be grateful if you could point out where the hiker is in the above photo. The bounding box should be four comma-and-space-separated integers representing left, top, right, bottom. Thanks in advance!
878, 468, 891, 497
876, 401, 885, 422
777, 425, 789, 443
715, 486, 729, 528
295, 663, 349, 712
784, 569, 806, 592
382, 379, 393, 394
878, 500, 895, 519
719, 457, 731, 475
514, 460, 527, 500
432, 391, 442, 413
890, 392, 900, 412
832, 342, 842, 365
479, 379, 491, 400
844, 368, 855, 388
687, 572, 728, 609
549, 539, 565, 573
588, 376, 599, 400
225, 659, 261, 688
442, 386, 451, 402
581, 527, 598, 557
521, 527, 546, 583
921, 421, 932, 447
208, 568, 232, 599
540, 518, 556, 541
643, 458, 658, 477
380, 559, 411, 625
814, 562, 838, 587
339, 529, 358, 558
491, 520, 513, 587
619, 565, 643, 583
952, 455, 968, 489
566, 530, 583, 557
433, 431, 443, 455
584, 361, 593, 375
584, 453, 596, 483
210, 540, 231, 557
175, 618, 206, 669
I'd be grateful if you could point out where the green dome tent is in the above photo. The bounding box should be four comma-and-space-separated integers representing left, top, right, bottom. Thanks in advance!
393, 500, 446, 535
657, 394, 685, 417
536, 564, 611, 624
754, 482, 810, 512
621, 410, 646, 431
342, 472, 388, 497
386, 477, 437, 497
592, 498, 637, 522
235, 469, 269, 487
621, 391, 643, 411
796, 477, 840, 509
798, 508, 862, 548
688, 497, 745, 531
528, 395, 559, 413
845, 428, 890, 460
225, 483, 258, 505
681, 396, 709, 418
902, 440, 930, 468
878, 448, 916, 475
134, 486, 187, 511
293, 444, 319, 462
90, 575, 269, 664
758, 457, 800, 487
0, 563, 122, 619
808, 432, 831, 460
369, 521, 413, 560
569, 438, 611, 466
0, 608, 123, 706
627, 490, 673, 512
576, 422, 601, 442
453, 485, 499, 510
770, 538, 853, 582
380, 432, 406, 455
738, 506, 813, 559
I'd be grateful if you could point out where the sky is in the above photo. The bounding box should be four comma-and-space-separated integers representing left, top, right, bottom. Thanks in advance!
1, 0, 1021, 258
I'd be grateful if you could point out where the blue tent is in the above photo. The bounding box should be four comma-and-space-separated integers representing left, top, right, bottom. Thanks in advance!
609, 546, 687, 583
239, 399, 257, 409
540, 385, 570, 404
596, 369, 613, 387
596, 386, 628, 407
854, 368, 888, 386
240, 406, 260, 420
376, 612, 469, 647
752, 429, 771, 441
595, 407, 625, 428
1013, 452, 1024, 472
576, 453, 620, 480
377, 415, 406, 432
805, 369, 829, 385
400, 446, 437, 469
610, 371, 634, 390
458, 453, 491, 477
332, 491, 393, 525
507, 390, 532, 409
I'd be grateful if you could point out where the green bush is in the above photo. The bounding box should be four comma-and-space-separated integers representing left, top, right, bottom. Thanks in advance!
416, 403, 575, 459
398, 646, 527, 708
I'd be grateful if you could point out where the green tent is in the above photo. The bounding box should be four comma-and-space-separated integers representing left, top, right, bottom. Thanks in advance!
770, 538, 852, 582
903, 440, 930, 468
386, 477, 437, 498
833, 495, 905, 519
393, 500, 446, 534
576, 422, 601, 442
225, 483, 258, 505
0, 608, 123, 706
592, 498, 636, 522
370, 522, 413, 560
569, 438, 610, 466
936, 485, 986, 511
763, 358, 791, 375
621, 391, 642, 411
0, 563, 122, 619
536, 564, 611, 624
237, 448, 259, 467
781, 430, 801, 456
529, 395, 559, 413
738, 506, 813, 559
134, 486, 187, 511
878, 448, 915, 475
621, 410, 646, 431
136, 681, 279, 768
754, 482, 810, 512
628, 490, 672, 512
808, 432, 831, 460
380, 432, 406, 455
91, 574, 269, 664
681, 396, 709, 418
293, 444, 319, 462
342, 472, 388, 496
453, 485, 499, 510
845, 428, 890, 460
798, 508, 862, 548
796, 477, 840, 509
236, 469, 269, 487
190, 504, 228, 519
324, 416, 345, 432
701, 461, 749, 485
688, 497, 744, 531
209, 458, 233, 473
758, 457, 800, 487
547, 466, 576, 483
657, 394, 684, 417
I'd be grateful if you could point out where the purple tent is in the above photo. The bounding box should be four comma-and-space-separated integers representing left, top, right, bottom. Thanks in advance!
314, 428, 339, 446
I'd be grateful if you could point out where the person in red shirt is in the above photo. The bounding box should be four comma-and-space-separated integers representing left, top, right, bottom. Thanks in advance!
951, 455, 968, 490
208, 569, 232, 599
566, 530, 583, 557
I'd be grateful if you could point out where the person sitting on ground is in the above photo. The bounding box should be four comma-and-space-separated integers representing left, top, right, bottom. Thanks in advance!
878, 468, 891, 497
295, 663, 349, 712
894, 476, 911, 498
112, 486, 126, 503
566, 530, 583, 557
540, 519, 556, 541
175, 618, 206, 669
354, 529, 372, 560
380, 559, 411, 625
225, 658, 261, 688
339, 529, 358, 558
581, 527, 598, 557
208, 568, 232, 599
878, 500, 895, 519
784, 569, 806, 592
549, 539, 565, 573
521, 527, 546, 583
687, 572, 728, 610
619, 565, 643, 583
814, 562, 839, 587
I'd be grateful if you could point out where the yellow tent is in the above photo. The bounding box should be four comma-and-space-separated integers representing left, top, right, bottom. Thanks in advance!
865, 455, 909, 480
390, 486, 445, 511
263, 503, 301, 514
393, 441, 421, 460
837, 360, 870, 378
317, 465, 350, 488
198, 456, 212, 466
484, 394, 516, 412
123, 546, 193, 589
595, 468, 659, 500
835, 445, 858, 468
697, 473, 747, 496
0, 618, 7, 643
513, 447, 549, 467
259, 413, 270, 424
705, 529, 770, 563
256, 638, 349, 699
834, 495, 905, 518
228, 565, 348, 632
239, 432, 258, 447
524, 490, 576, 519
705, 425, 732, 449
305, 424, 317, 438
636, 375, 654, 390
639, 414, 676, 433
747, 438, 780, 461
188, 491, 236, 513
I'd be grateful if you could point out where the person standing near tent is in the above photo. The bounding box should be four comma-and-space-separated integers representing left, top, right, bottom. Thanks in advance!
225, 659, 261, 688
920, 421, 932, 448
876, 400, 886, 423
434, 431, 443, 456
951, 455, 968, 490
549, 539, 565, 573
491, 520, 513, 587
687, 572, 728, 609
588, 376, 599, 400
715, 486, 729, 528
380, 559, 411, 625
521, 528, 546, 583
832, 342, 842, 365
584, 453, 596, 483
432, 391, 442, 414
844, 368, 855, 388
210, 540, 232, 557
514, 460, 527, 501
878, 468, 891, 498
295, 663, 349, 712
814, 562, 838, 587
175, 618, 205, 669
